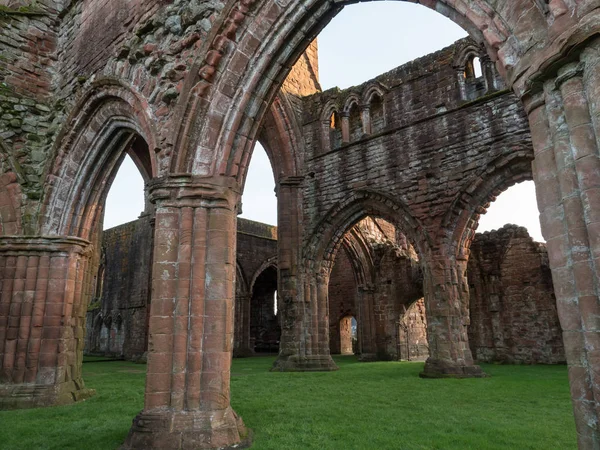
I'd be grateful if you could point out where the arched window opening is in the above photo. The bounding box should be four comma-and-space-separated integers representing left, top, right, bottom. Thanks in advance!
103, 155, 145, 229
464, 56, 483, 80
84, 144, 153, 362
329, 110, 343, 149
472, 57, 482, 78
348, 102, 362, 142
273, 290, 278, 316
462, 55, 487, 100
370, 94, 385, 135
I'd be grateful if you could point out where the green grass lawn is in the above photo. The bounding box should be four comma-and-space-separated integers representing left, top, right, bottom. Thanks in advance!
0, 356, 576, 449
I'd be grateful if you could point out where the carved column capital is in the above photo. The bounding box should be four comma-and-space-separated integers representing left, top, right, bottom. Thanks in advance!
147, 174, 241, 210
0, 235, 92, 256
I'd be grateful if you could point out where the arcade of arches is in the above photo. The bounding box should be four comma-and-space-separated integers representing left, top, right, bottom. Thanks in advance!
87, 216, 561, 366
1, 1, 600, 448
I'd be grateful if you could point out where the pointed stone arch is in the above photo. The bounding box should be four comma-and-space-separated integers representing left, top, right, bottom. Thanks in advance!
441, 149, 535, 261
170, 0, 560, 187
305, 189, 430, 271
40, 79, 158, 240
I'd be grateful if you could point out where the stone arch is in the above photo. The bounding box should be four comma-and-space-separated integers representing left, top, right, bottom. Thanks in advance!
305, 190, 430, 273
319, 100, 343, 152
249, 256, 278, 295
442, 150, 535, 261
236, 259, 249, 297
343, 94, 361, 115
175, 0, 547, 182
453, 39, 486, 73
40, 79, 158, 240
341, 228, 376, 287
362, 84, 386, 106
256, 93, 302, 182
343, 95, 363, 143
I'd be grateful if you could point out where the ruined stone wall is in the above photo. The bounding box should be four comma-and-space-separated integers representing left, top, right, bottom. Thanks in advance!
398, 299, 428, 362
0, 2, 63, 206
249, 266, 279, 353
299, 39, 531, 250
85, 214, 153, 360
86, 216, 278, 359
467, 225, 564, 364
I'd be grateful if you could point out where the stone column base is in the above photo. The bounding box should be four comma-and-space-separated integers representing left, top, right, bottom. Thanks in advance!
419, 358, 487, 379
271, 354, 338, 372
0, 379, 95, 410
122, 407, 251, 450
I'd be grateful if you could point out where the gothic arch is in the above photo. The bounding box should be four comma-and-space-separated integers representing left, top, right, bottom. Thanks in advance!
342, 94, 361, 115
256, 93, 303, 182
175, 0, 551, 183
341, 228, 376, 287
249, 256, 278, 295
362, 83, 386, 106
304, 190, 430, 275
236, 260, 249, 296
40, 79, 158, 239
441, 149, 534, 260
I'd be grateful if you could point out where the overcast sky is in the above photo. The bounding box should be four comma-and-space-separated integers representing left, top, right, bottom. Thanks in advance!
105, 2, 544, 242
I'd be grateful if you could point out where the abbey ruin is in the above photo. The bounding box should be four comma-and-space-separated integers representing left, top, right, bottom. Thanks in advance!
1, 1, 599, 449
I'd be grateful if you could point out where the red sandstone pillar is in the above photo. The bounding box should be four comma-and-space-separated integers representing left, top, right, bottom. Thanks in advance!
0, 237, 95, 409
123, 175, 250, 450
420, 253, 485, 378
357, 284, 377, 360
272, 177, 337, 371
523, 38, 600, 449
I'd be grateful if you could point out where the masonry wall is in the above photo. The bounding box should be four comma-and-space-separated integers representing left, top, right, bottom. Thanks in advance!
235, 217, 277, 292
298, 40, 532, 251
85, 214, 153, 360
86, 216, 279, 359
467, 225, 564, 364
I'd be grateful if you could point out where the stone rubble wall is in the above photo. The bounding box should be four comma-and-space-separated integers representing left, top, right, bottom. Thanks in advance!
468, 225, 564, 364
85, 214, 153, 361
